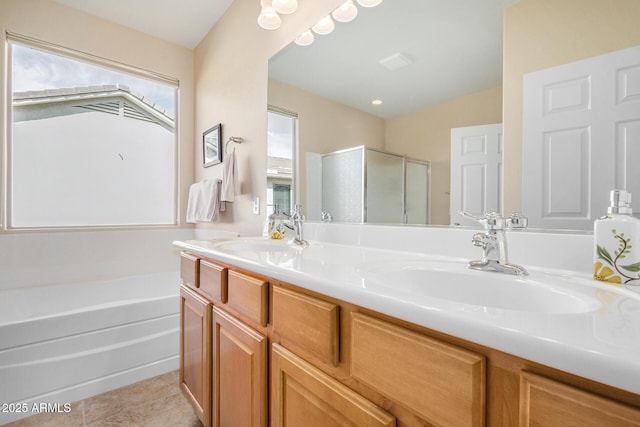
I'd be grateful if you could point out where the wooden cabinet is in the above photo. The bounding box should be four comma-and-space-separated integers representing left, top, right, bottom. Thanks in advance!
180, 284, 212, 427
212, 306, 267, 427
351, 312, 485, 427
520, 371, 640, 427
179, 253, 640, 427
271, 343, 395, 427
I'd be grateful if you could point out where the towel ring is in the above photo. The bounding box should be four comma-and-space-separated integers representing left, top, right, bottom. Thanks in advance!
225, 136, 243, 155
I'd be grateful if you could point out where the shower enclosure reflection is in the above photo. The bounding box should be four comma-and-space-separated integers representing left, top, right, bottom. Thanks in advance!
308, 146, 430, 224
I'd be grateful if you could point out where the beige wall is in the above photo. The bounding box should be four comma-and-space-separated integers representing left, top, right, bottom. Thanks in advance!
0, 0, 195, 228
267, 79, 499, 226
503, 0, 640, 215
194, 0, 344, 235
267, 79, 385, 212
386, 86, 502, 225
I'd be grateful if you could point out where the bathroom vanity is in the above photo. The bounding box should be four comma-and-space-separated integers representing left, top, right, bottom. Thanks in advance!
175, 229, 640, 426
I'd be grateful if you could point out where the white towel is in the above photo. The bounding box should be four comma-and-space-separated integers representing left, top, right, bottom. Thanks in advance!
221, 149, 239, 202
186, 179, 224, 223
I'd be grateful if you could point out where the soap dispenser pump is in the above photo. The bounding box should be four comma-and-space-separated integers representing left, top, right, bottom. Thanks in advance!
594, 189, 640, 290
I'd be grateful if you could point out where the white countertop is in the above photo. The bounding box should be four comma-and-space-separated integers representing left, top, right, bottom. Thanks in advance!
174, 229, 640, 395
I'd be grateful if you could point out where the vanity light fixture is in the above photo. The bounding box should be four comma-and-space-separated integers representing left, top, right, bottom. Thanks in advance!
257, 0, 282, 30
272, 0, 298, 14
312, 15, 335, 35
332, 0, 358, 23
294, 29, 315, 46
357, 0, 383, 7
292, 0, 382, 45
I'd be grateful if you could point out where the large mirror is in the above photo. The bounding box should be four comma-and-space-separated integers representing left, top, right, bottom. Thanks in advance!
267, 0, 640, 231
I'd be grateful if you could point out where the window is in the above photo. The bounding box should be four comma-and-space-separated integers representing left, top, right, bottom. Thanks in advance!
6, 34, 178, 228
267, 108, 296, 216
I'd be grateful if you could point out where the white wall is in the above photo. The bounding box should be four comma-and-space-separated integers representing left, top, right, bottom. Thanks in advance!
12, 112, 175, 226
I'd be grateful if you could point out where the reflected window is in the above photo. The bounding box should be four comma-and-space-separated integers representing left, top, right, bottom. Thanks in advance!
267, 108, 296, 215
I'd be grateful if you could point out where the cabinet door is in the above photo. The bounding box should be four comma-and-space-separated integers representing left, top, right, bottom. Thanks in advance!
213, 306, 267, 427
351, 312, 485, 427
271, 343, 395, 427
520, 371, 640, 427
180, 284, 212, 427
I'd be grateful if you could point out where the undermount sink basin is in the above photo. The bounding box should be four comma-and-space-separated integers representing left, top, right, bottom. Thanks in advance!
214, 238, 301, 253
358, 260, 602, 314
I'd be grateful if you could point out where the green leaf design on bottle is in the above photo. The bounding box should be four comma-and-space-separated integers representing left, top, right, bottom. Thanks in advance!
596, 229, 640, 285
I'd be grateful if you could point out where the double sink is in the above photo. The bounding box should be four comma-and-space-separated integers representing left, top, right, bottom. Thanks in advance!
211, 238, 623, 315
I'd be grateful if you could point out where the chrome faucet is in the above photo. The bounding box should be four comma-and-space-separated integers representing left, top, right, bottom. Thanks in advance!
461, 211, 528, 276
282, 204, 308, 247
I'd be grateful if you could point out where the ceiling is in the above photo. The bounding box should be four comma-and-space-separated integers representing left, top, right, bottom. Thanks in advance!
53, 0, 234, 49
269, 0, 519, 118
53, 0, 519, 118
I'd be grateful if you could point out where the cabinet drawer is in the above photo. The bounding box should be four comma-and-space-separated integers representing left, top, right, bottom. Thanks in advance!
199, 259, 227, 302
180, 252, 199, 288
272, 286, 339, 367
520, 371, 640, 426
226, 270, 269, 327
351, 312, 485, 427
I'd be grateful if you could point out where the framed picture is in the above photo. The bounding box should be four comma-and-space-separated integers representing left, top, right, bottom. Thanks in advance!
203, 123, 222, 167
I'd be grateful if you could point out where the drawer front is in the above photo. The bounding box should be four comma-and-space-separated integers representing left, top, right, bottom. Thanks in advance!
199, 259, 228, 302
226, 270, 269, 327
272, 286, 339, 367
351, 312, 485, 427
520, 371, 640, 427
180, 252, 200, 288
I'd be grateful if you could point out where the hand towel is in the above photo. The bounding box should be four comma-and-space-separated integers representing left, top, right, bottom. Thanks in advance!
186, 179, 223, 223
221, 149, 239, 202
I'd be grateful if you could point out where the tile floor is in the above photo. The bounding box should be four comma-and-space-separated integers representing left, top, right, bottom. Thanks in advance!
4, 371, 202, 427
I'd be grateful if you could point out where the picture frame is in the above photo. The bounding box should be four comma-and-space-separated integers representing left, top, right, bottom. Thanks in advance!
203, 123, 222, 167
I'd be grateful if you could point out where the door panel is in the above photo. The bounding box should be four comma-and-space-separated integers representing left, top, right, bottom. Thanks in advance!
523, 45, 640, 230
450, 123, 502, 226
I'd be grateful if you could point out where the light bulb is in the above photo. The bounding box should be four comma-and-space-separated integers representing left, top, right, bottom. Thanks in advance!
312, 15, 335, 35
257, 0, 281, 30
332, 0, 358, 23
295, 30, 315, 46
356, 0, 382, 7
272, 0, 298, 14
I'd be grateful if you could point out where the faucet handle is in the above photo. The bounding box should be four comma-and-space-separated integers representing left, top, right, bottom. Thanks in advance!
506, 212, 528, 229
459, 211, 505, 230
291, 204, 305, 221
321, 211, 333, 223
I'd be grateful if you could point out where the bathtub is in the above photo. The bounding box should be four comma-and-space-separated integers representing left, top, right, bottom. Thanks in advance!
0, 271, 180, 425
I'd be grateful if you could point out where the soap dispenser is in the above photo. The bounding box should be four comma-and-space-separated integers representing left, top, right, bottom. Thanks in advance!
594, 189, 640, 290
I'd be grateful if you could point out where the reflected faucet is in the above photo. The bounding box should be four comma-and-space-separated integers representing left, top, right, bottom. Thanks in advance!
321, 211, 333, 223
461, 211, 528, 276
282, 204, 308, 247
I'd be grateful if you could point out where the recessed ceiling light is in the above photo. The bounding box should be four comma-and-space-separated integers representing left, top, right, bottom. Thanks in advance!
371, 99, 383, 105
